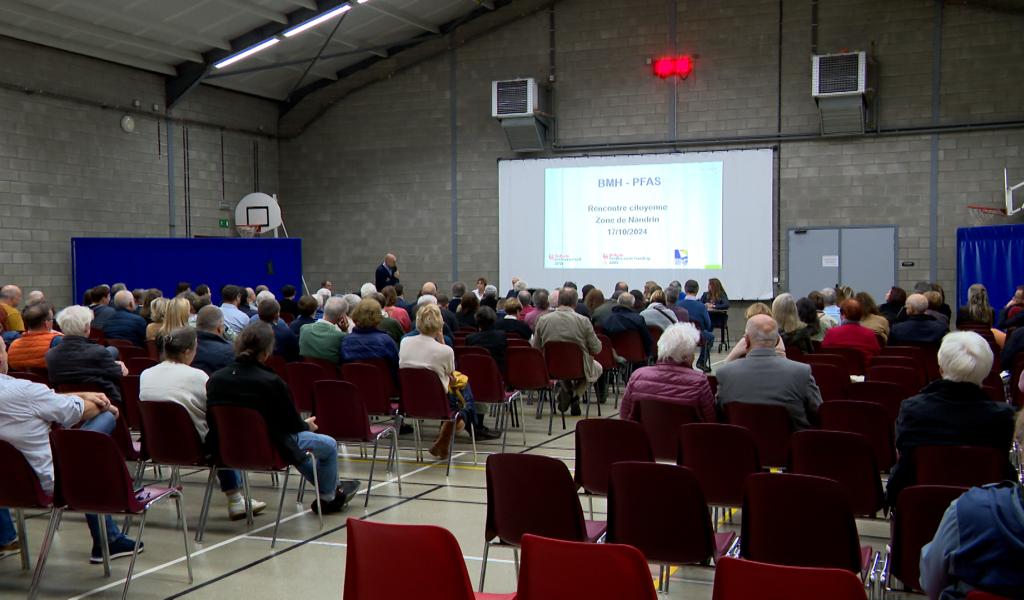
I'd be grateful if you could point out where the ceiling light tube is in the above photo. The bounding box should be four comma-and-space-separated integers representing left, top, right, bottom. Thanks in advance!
282, 3, 351, 38
213, 38, 280, 69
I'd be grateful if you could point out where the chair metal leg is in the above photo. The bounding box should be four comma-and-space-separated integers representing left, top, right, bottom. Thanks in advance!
469, 419, 478, 465
297, 475, 306, 503
664, 565, 671, 593
365, 438, 380, 507
547, 388, 556, 435
15, 508, 29, 570
519, 396, 527, 446
271, 469, 291, 549
500, 402, 509, 454
512, 547, 520, 579
195, 468, 217, 543
658, 565, 665, 592
99, 513, 112, 577
28, 509, 61, 600
445, 419, 457, 476
119, 511, 147, 600
414, 419, 423, 462
478, 541, 491, 592
241, 471, 254, 526
309, 455, 323, 530
588, 494, 594, 520
391, 430, 402, 495
174, 494, 194, 584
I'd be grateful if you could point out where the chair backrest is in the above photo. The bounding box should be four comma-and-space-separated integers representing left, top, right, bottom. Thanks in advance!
505, 347, 550, 391
516, 534, 659, 600
56, 382, 139, 460
145, 338, 160, 361
125, 357, 157, 375
818, 400, 896, 471
819, 346, 866, 375
574, 419, 653, 495
593, 334, 616, 370
914, 445, 1010, 488
303, 356, 339, 380
312, 380, 372, 442
868, 354, 919, 372
357, 358, 400, 398
711, 556, 868, 600
106, 338, 136, 350
139, 400, 208, 468
607, 462, 716, 565
965, 592, 1014, 600
785, 345, 805, 362
0, 439, 52, 507
808, 361, 850, 402
741, 473, 864, 573
119, 374, 144, 431
543, 341, 586, 380
866, 364, 924, 399
678, 423, 760, 507
8, 371, 49, 385
398, 368, 452, 421
724, 402, 792, 467
788, 430, 884, 517
805, 353, 852, 378
890, 484, 967, 592
456, 353, 505, 403
208, 404, 289, 470
280, 312, 295, 324
453, 346, 489, 367
264, 354, 289, 382
118, 346, 148, 361
636, 399, 702, 461
344, 518, 477, 600
342, 362, 395, 415
845, 380, 907, 423
900, 342, 941, 381
50, 429, 143, 513
285, 362, 322, 413
485, 453, 587, 545
611, 330, 647, 363
878, 344, 928, 370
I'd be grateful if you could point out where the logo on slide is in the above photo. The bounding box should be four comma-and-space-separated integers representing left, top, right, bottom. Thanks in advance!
674, 249, 689, 266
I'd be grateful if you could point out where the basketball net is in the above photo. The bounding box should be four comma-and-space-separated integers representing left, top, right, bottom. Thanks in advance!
236, 224, 262, 238
966, 204, 1007, 227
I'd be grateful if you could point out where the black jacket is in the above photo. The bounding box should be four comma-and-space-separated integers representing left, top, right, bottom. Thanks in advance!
495, 317, 533, 341
375, 263, 399, 290
600, 305, 653, 357
279, 297, 299, 317
206, 360, 310, 466
1001, 327, 1024, 372
45, 335, 123, 403
289, 315, 315, 336
889, 314, 948, 345
879, 301, 905, 325
466, 329, 509, 374
101, 307, 147, 348
192, 330, 235, 375
782, 326, 816, 355
886, 379, 1015, 507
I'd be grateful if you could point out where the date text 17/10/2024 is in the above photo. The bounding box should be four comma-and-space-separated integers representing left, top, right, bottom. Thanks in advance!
608, 228, 648, 236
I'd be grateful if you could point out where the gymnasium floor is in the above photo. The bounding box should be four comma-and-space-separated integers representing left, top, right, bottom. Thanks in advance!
0, 339, 912, 600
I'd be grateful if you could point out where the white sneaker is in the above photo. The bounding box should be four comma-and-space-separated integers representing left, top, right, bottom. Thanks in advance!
228, 497, 268, 521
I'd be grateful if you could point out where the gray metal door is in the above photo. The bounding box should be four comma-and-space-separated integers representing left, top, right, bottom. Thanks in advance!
840, 227, 896, 300
787, 228, 840, 297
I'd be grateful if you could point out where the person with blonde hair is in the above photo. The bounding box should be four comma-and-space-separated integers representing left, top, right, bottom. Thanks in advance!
724, 302, 786, 362
772, 293, 813, 354
145, 296, 169, 341
619, 322, 715, 422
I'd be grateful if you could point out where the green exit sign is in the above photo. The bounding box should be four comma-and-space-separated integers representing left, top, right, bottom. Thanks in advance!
218, 219, 230, 228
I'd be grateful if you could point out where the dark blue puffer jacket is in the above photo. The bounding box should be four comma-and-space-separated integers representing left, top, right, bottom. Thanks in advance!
340, 327, 399, 367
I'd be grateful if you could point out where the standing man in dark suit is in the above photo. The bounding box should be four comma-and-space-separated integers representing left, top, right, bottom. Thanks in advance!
677, 280, 714, 371
374, 254, 399, 291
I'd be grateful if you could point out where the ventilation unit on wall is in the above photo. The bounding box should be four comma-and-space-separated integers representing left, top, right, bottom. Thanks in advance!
811, 51, 875, 136
492, 78, 550, 153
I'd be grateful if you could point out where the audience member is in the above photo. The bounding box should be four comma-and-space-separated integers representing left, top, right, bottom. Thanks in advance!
7, 303, 61, 370
716, 315, 821, 430
821, 299, 881, 364
702, 277, 730, 334
299, 296, 348, 364
258, 299, 298, 362
448, 282, 466, 313
25, 290, 45, 307
1001, 326, 1024, 373
88, 285, 116, 330
619, 323, 715, 422
663, 286, 690, 325
0, 285, 24, 333
924, 290, 951, 328
139, 327, 266, 520
773, 293, 813, 354
393, 283, 412, 312
524, 289, 551, 332
473, 278, 488, 301
929, 282, 953, 321
46, 306, 126, 404
494, 298, 532, 341
807, 290, 837, 340
466, 306, 507, 373
101, 290, 147, 348
601, 292, 654, 362
639, 289, 678, 331
820, 287, 841, 324
995, 285, 1024, 330
279, 285, 299, 316
517, 289, 536, 322
207, 322, 360, 514
589, 288, 617, 325
957, 283, 994, 328
359, 283, 377, 299
533, 287, 603, 415
724, 303, 787, 362
481, 285, 500, 312
158, 297, 191, 341
194, 284, 211, 301
242, 287, 258, 315
145, 297, 169, 341
879, 286, 908, 325
795, 298, 822, 348
340, 298, 399, 369
456, 292, 480, 330
381, 286, 412, 332
855, 291, 890, 345
885, 332, 1015, 508
192, 305, 235, 375
289, 295, 318, 336
889, 293, 948, 345
505, 276, 525, 299
572, 283, 591, 317
629, 289, 646, 312
139, 288, 163, 323
371, 292, 404, 344
320, 280, 334, 294
677, 280, 714, 371
247, 290, 277, 323
175, 282, 191, 295
374, 254, 400, 291
219, 285, 250, 334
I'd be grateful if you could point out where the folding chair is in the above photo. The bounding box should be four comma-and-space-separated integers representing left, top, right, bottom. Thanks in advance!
712, 556, 869, 600
880, 484, 966, 596
724, 402, 793, 468
574, 419, 653, 517
505, 347, 560, 435
458, 353, 524, 452
636, 399, 702, 461
0, 440, 53, 574
789, 430, 885, 517
516, 534, 658, 600
399, 367, 476, 473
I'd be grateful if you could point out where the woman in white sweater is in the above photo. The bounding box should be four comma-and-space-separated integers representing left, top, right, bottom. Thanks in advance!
139, 327, 266, 521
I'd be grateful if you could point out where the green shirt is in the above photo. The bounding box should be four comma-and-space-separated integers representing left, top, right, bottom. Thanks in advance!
298, 320, 346, 364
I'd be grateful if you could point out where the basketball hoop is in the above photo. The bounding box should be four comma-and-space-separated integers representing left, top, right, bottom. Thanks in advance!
966, 204, 1007, 227
235, 224, 262, 238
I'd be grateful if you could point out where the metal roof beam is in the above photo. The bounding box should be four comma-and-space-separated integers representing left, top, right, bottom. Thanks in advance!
218, 0, 289, 24
73, 2, 232, 50
357, 2, 440, 33
0, 23, 176, 75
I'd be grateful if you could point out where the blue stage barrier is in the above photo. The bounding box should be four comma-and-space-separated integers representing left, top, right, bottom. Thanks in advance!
956, 223, 1024, 311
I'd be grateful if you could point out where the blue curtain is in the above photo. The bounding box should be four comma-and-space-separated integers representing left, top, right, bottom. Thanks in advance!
956, 224, 1024, 310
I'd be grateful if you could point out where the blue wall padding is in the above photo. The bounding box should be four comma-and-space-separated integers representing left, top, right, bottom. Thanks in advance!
956, 224, 1024, 310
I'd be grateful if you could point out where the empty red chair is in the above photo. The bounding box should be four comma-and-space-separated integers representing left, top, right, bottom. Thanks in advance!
610, 329, 648, 370
712, 556, 868, 600
868, 354, 919, 372
574, 419, 653, 516
42, 429, 193, 598
116, 346, 148, 362
867, 364, 926, 398
678, 423, 761, 509
594, 333, 622, 402
0, 440, 53, 573
607, 462, 736, 592
342, 362, 399, 417
544, 341, 600, 417
480, 453, 606, 592
818, 346, 867, 375
505, 347, 560, 435
285, 362, 322, 413
145, 338, 159, 361
818, 400, 896, 471
882, 484, 966, 594
303, 356, 339, 380
808, 361, 850, 402
264, 354, 289, 382
805, 353, 853, 378
345, 518, 513, 600
515, 534, 658, 600
105, 338, 137, 351
741, 473, 874, 576
399, 367, 474, 473
125, 357, 157, 376
636, 399, 702, 461
505, 336, 530, 348
788, 430, 884, 517
458, 353, 524, 452
914, 445, 1011, 488
785, 344, 805, 362
315, 380, 400, 507
724, 402, 793, 467
454, 345, 490, 366
846, 380, 907, 423
118, 374, 144, 432
351, 358, 399, 398
901, 342, 941, 381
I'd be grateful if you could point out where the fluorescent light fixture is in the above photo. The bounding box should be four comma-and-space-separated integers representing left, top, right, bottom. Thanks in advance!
213, 38, 280, 69
282, 3, 351, 38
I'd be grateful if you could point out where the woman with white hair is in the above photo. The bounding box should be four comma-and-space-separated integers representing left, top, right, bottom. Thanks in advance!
884, 331, 1016, 508
618, 322, 715, 422
45, 305, 128, 404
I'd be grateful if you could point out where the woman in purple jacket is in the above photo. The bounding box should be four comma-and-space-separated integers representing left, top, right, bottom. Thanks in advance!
619, 322, 716, 422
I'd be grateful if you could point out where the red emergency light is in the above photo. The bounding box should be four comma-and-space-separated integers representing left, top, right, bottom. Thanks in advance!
653, 55, 693, 79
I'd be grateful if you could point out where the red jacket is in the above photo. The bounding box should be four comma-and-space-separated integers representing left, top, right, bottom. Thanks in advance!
821, 323, 880, 365
620, 362, 716, 422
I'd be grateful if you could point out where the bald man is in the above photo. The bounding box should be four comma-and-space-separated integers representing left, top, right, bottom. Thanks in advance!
375, 253, 400, 291
100, 290, 148, 348
889, 293, 948, 345
715, 315, 822, 430
0, 285, 24, 333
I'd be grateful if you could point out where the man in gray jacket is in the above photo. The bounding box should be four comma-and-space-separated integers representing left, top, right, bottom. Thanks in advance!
715, 315, 822, 429
533, 287, 603, 415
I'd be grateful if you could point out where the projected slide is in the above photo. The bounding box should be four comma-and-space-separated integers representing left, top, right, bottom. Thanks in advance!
544, 162, 722, 270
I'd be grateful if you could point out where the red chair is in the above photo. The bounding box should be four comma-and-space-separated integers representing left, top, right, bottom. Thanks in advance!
125, 357, 157, 376
607, 462, 737, 592
515, 534, 658, 600
788, 430, 884, 517
454, 345, 490, 366
303, 356, 339, 380
878, 345, 929, 371
208, 404, 322, 547
505, 336, 530, 348
105, 338, 136, 351
678, 423, 761, 510
145, 338, 159, 361
636, 399, 702, 461
544, 341, 600, 417
574, 419, 653, 517
9, 371, 49, 385
458, 353, 524, 452
344, 518, 513, 600
724, 402, 793, 468
594, 333, 622, 402
868, 354, 919, 372
285, 362, 323, 414
818, 346, 867, 375
505, 347, 560, 435
610, 329, 648, 372
785, 345, 806, 362
712, 556, 869, 600
280, 312, 295, 324
88, 327, 106, 344
118, 375, 144, 432
966, 592, 1014, 600
265, 354, 289, 383
818, 401, 896, 471
116, 346, 148, 361
805, 353, 853, 378
846, 380, 907, 423
314, 380, 399, 507
741, 473, 875, 577
56, 383, 143, 470
866, 364, 925, 399
1011, 354, 1024, 408
342, 362, 399, 418
479, 453, 606, 592
808, 361, 851, 402
882, 485, 966, 594
41, 429, 193, 598
399, 367, 475, 473
356, 357, 400, 399
0, 440, 53, 573
914, 445, 1011, 488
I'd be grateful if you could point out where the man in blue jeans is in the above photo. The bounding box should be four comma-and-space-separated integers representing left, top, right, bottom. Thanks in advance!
677, 280, 715, 371
0, 339, 141, 563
